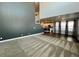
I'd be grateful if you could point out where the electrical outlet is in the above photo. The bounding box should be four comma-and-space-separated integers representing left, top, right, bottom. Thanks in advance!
21, 34, 23, 36
33, 27, 36, 29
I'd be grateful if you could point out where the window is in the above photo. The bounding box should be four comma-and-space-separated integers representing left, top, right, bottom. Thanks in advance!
56, 22, 59, 33
61, 21, 66, 34
68, 21, 74, 35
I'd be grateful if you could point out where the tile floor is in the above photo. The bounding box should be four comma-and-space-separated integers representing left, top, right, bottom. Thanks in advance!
0, 34, 79, 57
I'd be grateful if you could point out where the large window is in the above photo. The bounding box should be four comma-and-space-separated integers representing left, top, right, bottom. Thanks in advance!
54, 21, 74, 35
56, 22, 59, 33
68, 21, 74, 35
61, 21, 66, 34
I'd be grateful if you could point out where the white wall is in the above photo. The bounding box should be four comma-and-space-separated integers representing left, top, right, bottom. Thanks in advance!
40, 2, 79, 19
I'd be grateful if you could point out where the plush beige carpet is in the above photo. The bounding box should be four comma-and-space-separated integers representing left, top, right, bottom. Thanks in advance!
0, 34, 79, 57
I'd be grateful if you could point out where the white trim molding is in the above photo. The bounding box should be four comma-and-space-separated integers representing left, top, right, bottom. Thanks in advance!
0, 32, 43, 43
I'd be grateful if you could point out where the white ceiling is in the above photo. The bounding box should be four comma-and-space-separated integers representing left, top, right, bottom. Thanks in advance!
40, 2, 79, 19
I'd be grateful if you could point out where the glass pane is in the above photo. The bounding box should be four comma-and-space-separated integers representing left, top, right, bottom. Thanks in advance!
61, 21, 66, 34
68, 21, 74, 35
56, 22, 59, 33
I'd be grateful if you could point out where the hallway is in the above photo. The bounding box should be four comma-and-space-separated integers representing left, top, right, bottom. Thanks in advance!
0, 34, 79, 57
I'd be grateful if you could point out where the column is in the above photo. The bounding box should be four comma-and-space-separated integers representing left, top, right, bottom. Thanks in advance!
65, 21, 68, 37
77, 20, 79, 41
53, 21, 56, 34
73, 19, 78, 41
59, 21, 61, 35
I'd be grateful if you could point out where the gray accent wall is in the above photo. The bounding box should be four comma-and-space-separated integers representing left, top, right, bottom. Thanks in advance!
0, 2, 43, 40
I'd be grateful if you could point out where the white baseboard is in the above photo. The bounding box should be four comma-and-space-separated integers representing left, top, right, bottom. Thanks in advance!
0, 32, 43, 43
